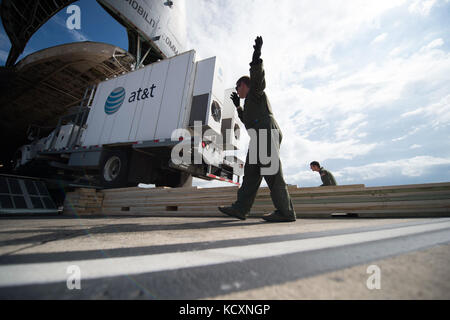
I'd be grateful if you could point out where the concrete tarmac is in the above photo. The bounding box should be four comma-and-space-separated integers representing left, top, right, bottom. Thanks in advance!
0, 215, 449, 299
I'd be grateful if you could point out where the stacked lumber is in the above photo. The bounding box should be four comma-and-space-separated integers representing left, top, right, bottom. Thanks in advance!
63, 188, 104, 216
101, 186, 242, 217
265, 182, 450, 218
98, 182, 450, 218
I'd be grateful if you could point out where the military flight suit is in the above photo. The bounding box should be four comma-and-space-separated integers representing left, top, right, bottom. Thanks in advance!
319, 167, 337, 186
233, 59, 295, 217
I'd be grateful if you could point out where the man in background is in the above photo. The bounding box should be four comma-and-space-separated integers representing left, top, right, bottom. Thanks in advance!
310, 161, 337, 186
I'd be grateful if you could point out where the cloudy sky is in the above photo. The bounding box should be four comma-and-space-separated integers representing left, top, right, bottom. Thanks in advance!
186, 0, 450, 188
1, 0, 449, 188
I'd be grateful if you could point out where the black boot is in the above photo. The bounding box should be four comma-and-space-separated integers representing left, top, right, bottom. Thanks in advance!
218, 206, 247, 220
262, 211, 296, 223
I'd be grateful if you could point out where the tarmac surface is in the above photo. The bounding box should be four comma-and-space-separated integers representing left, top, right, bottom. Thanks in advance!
0, 215, 449, 300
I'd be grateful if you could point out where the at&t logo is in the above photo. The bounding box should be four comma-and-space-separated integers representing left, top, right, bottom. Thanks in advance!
105, 87, 126, 115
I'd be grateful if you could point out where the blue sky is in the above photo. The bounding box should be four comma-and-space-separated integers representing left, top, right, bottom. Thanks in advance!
0, 0, 127, 61
1, 0, 449, 188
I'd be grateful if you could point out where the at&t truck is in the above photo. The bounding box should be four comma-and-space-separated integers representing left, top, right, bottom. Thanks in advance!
13, 50, 245, 188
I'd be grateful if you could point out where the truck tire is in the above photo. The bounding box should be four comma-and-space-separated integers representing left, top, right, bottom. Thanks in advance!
156, 171, 192, 188
99, 150, 130, 189
177, 172, 193, 188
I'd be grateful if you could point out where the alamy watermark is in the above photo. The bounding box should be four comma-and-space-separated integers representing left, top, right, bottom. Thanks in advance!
171, 122, 281, 175
366, 265, 381, 290
66, 265, 81, 290
66, 5, 81, 30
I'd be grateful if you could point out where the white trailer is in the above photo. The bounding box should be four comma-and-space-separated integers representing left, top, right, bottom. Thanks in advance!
13, 50, 245, 188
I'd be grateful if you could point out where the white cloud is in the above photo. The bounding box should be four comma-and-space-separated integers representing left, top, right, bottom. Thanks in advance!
389, 46, 404, 57
335, 114, 368, 140
371, 33, 388, 44
70, 30, 90, 42
420, 38, 444, 52
52, 15, 90, 42
401, 95, 450, 129
392, 126, 423, 142
337, 156, 450, 182
281, 155, 450, 186
281, 136, 378, 180
300, 64, 339, 81
408, 0, 438, 15
186, 0, 407, 86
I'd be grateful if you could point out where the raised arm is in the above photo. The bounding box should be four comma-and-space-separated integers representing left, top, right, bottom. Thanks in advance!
252, 36, 263, 65
249, 36, 266, 95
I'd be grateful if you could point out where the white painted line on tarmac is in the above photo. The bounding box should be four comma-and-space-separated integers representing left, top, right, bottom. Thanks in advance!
1, 220, 450, 288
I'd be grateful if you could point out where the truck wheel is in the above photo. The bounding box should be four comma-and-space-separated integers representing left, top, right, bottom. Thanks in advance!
177, 172, 193, 188
99, 150, 129, 188
156, 171, 192, 188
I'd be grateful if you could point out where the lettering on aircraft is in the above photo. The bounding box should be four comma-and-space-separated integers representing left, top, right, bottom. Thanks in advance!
125, 0, 157, 29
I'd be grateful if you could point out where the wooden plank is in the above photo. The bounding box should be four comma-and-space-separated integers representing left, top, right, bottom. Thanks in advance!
101, 199, 450, 212
288, 194, 450, 204
363, 182, 450, 190
102, 197, 235, 207
102, 193, 236, 202
291, 199, 450, 210
102, 184, 420, 203
98, 206, 449, 218
100, 184, 367, 200
288, 190, 450, 200
102, 186, 197, 195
